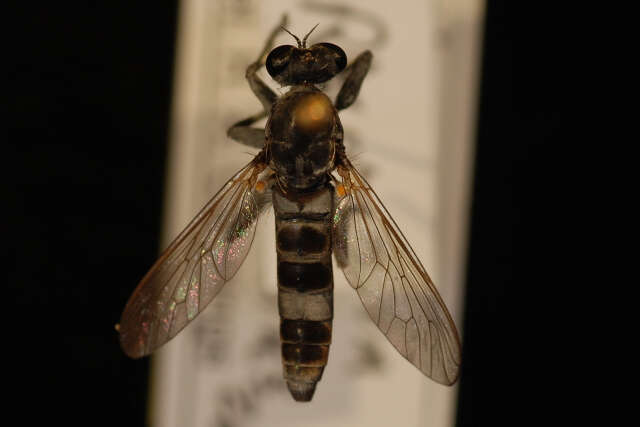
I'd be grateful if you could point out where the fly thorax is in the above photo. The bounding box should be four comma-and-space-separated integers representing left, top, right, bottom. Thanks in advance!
267, 89, 342, 190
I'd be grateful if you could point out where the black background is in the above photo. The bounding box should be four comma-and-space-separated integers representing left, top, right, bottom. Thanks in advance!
456, 2, 567, 426
7, 3, 178, 426
7, 2, 567, 426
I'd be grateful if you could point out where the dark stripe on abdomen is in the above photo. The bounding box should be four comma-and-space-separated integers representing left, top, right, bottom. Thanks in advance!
278, 261, 332, 292
281, 319, 332, 344
277, 225, 328, 254
282, 343, 329, 366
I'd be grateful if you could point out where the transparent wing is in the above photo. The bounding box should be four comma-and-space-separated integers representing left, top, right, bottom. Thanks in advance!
119, 160, 270, 358
333, 162, 462, 385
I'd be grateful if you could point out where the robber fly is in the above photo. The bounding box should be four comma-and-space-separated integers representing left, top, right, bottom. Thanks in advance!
118, 17, 461, 402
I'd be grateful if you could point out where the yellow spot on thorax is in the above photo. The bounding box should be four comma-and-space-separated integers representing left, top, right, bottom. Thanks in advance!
293, 93, 332, 131
336, 183, 346, 197
255, 180, 266, 193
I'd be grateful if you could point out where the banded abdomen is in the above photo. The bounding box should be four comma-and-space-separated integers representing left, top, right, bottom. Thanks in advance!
273, 184, 334, 401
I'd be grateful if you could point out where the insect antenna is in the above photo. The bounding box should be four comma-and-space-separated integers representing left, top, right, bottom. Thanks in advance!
281, 23, 320, 48
301, 23, 319, 48
281, 26, 302, 48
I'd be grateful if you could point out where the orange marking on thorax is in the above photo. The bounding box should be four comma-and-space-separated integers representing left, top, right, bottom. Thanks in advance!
255, 180, 267, 193
294, 93, 332, 131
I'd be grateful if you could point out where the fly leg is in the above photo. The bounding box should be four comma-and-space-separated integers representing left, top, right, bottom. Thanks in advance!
227, 110, 268, 149
227, 15, 288, 148
335, 50, 373, 111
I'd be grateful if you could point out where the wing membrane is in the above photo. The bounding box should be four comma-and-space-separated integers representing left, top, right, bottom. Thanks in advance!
119, 160, 269, 358
333, 163, 461, 384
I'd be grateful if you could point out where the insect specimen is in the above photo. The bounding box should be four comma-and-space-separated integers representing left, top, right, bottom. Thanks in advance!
118, 17, 461, 402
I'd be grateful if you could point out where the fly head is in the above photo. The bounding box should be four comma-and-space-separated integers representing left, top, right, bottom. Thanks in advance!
266, 26, 346, 86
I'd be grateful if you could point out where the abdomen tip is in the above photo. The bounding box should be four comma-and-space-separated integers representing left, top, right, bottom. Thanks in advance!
287, 381, 317, 402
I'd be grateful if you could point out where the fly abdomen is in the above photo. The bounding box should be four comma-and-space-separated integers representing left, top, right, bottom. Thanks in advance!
273, 184, 334, 401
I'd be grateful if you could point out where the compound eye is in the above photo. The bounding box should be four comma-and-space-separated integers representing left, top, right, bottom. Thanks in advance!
266, 45, 295, 79
314, 43, 347, 73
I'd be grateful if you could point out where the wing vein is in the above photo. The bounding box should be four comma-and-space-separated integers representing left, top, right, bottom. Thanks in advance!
333, 161, 462, 384
119, 160, 268, 358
